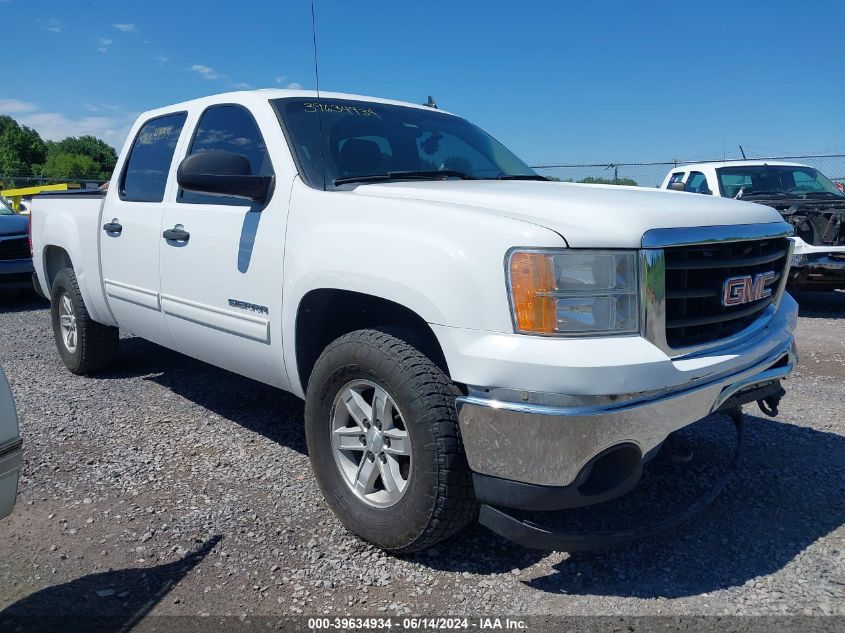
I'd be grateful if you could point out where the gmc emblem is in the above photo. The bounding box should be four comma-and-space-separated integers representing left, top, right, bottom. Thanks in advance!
721, 271, 776, 307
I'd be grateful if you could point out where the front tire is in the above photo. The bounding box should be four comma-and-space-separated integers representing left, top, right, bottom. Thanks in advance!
305, 328, 477, 553
50, 268, 119, 375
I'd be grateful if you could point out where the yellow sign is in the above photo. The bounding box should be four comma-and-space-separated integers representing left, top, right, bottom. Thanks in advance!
0, 183, 80, 212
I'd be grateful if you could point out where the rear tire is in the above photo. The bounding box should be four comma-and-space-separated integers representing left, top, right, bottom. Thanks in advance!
305, 327, 477, 553
50, 268, 118, 375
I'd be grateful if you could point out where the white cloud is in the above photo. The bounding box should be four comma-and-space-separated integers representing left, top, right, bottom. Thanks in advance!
44, 17, 63, 33
1, 100, 128, 147
0, 99, 37, 114
112, 23, 135, 32
97, 37, 112, 53
287, 82, 302, 90
16, 111, 128, 147
190, 64, 222, 80
230, 82, 253, 90
274, 75, 287, 84
84, 103, 121, 113
154, 54, 169, 65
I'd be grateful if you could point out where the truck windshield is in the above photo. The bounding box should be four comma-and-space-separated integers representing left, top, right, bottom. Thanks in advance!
272, 97, 538, 189
717, 165, 844, 198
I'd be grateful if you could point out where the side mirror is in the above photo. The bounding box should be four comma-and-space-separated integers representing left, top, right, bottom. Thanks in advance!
177, 150, 273, 202
668, 181, 686, 191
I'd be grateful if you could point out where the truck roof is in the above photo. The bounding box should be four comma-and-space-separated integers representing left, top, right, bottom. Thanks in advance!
672, 160, 809, 171
137, 89, 455, 122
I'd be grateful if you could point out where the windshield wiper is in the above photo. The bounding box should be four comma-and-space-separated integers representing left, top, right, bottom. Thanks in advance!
800, 191, 844, 198
334, 170, 475, 186
495, 174, 549, 181
736, 190, 792, 198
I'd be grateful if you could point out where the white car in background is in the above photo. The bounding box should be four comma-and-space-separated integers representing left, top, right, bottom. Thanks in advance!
661, 161, 845, 290
0, 368, 22, 520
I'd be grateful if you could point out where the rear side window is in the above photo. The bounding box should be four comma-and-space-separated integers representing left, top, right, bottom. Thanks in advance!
685, 171, 712, 194
179, 104, 273, 204
120, 112, 187, 202
667, 172, 685, 188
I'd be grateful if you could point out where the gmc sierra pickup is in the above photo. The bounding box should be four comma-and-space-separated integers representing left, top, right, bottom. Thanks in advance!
32, 90, 798, 552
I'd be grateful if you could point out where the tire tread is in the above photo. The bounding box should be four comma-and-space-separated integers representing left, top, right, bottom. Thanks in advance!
51, 268, 118, 374
309, 327, 478, 553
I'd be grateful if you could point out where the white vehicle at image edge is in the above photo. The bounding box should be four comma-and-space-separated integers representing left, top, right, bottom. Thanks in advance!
661, 161, 845, 291
0, 367, 22, 520
31, 90, 798, 552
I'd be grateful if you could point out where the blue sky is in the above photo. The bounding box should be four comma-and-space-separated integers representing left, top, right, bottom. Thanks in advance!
1, 1, 844, 164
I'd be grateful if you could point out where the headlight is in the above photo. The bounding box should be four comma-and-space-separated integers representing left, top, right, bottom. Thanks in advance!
507, 249, 640, 335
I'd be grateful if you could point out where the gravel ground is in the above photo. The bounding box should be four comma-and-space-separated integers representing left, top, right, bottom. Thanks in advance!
0, 290, 842, 625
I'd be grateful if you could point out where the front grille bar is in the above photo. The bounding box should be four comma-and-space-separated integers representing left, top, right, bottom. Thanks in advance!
664, 248, 788, 270
666, 296, 774, 329
665, 272, 781, 300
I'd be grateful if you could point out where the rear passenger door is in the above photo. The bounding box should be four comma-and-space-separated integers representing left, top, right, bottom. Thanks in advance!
100, 112, 186, 345
158, 103, 289, 387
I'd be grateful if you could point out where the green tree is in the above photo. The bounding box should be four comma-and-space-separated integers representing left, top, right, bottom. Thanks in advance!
46, 135, 117, 178
40, 152, 100, 179
579, 176, 638, 186
0, 115, 47, 175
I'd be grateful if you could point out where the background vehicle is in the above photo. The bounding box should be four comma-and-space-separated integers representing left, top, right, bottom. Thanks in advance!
0, 198, 35, 293
31, 90, 798, 552
662, 161, 845, 290
0, 367, 22, 520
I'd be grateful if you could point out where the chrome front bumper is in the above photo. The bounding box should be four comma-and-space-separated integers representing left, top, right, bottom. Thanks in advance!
456, 339, 796, 488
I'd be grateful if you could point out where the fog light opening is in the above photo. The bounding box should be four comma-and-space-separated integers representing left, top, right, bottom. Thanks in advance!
577, 443, 642, 498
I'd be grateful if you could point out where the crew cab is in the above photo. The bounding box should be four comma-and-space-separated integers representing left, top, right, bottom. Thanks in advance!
662, 161, 845, 290
31, 90, 798, 552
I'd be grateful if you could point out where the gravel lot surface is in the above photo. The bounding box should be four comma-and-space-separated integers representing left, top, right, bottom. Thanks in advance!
0, 291, 842, 625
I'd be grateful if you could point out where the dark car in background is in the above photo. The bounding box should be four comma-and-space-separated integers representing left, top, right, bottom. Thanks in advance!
0, 198, 35, 293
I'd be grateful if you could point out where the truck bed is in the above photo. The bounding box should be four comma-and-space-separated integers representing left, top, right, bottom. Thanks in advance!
30, 188, 114, 326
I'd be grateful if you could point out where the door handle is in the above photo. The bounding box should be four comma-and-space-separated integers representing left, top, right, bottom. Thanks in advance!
162, 226, 190, 243
103, 220, 122, 234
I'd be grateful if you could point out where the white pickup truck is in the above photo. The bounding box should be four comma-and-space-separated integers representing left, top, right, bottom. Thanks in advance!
32, 90, 798, 552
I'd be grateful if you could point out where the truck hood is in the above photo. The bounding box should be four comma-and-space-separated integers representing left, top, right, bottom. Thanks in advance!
0, 214, 28, 238
353, 180, 783, 247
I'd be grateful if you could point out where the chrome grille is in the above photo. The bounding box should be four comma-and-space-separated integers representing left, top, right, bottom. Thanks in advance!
663, 237, 790, 348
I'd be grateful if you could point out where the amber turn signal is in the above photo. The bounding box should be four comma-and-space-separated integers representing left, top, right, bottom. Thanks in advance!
509, 252, 556, 333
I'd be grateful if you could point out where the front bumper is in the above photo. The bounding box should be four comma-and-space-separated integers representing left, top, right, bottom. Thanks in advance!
456, 336, 796, 506
789, 252, 845, 290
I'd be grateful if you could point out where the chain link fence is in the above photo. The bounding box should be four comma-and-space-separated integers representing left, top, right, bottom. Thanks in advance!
2, 154, 844, 193
531, 154, 845, 188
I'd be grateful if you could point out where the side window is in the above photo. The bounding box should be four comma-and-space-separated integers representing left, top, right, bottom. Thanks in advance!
667, 172, 685, 189
120, 112, 187, 202
179, 104, 273, 204
685, 171, 712, 195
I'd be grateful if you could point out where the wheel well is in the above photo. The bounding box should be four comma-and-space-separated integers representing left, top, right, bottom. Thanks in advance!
295, 289, 449, 394
43, 246, 74, 292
